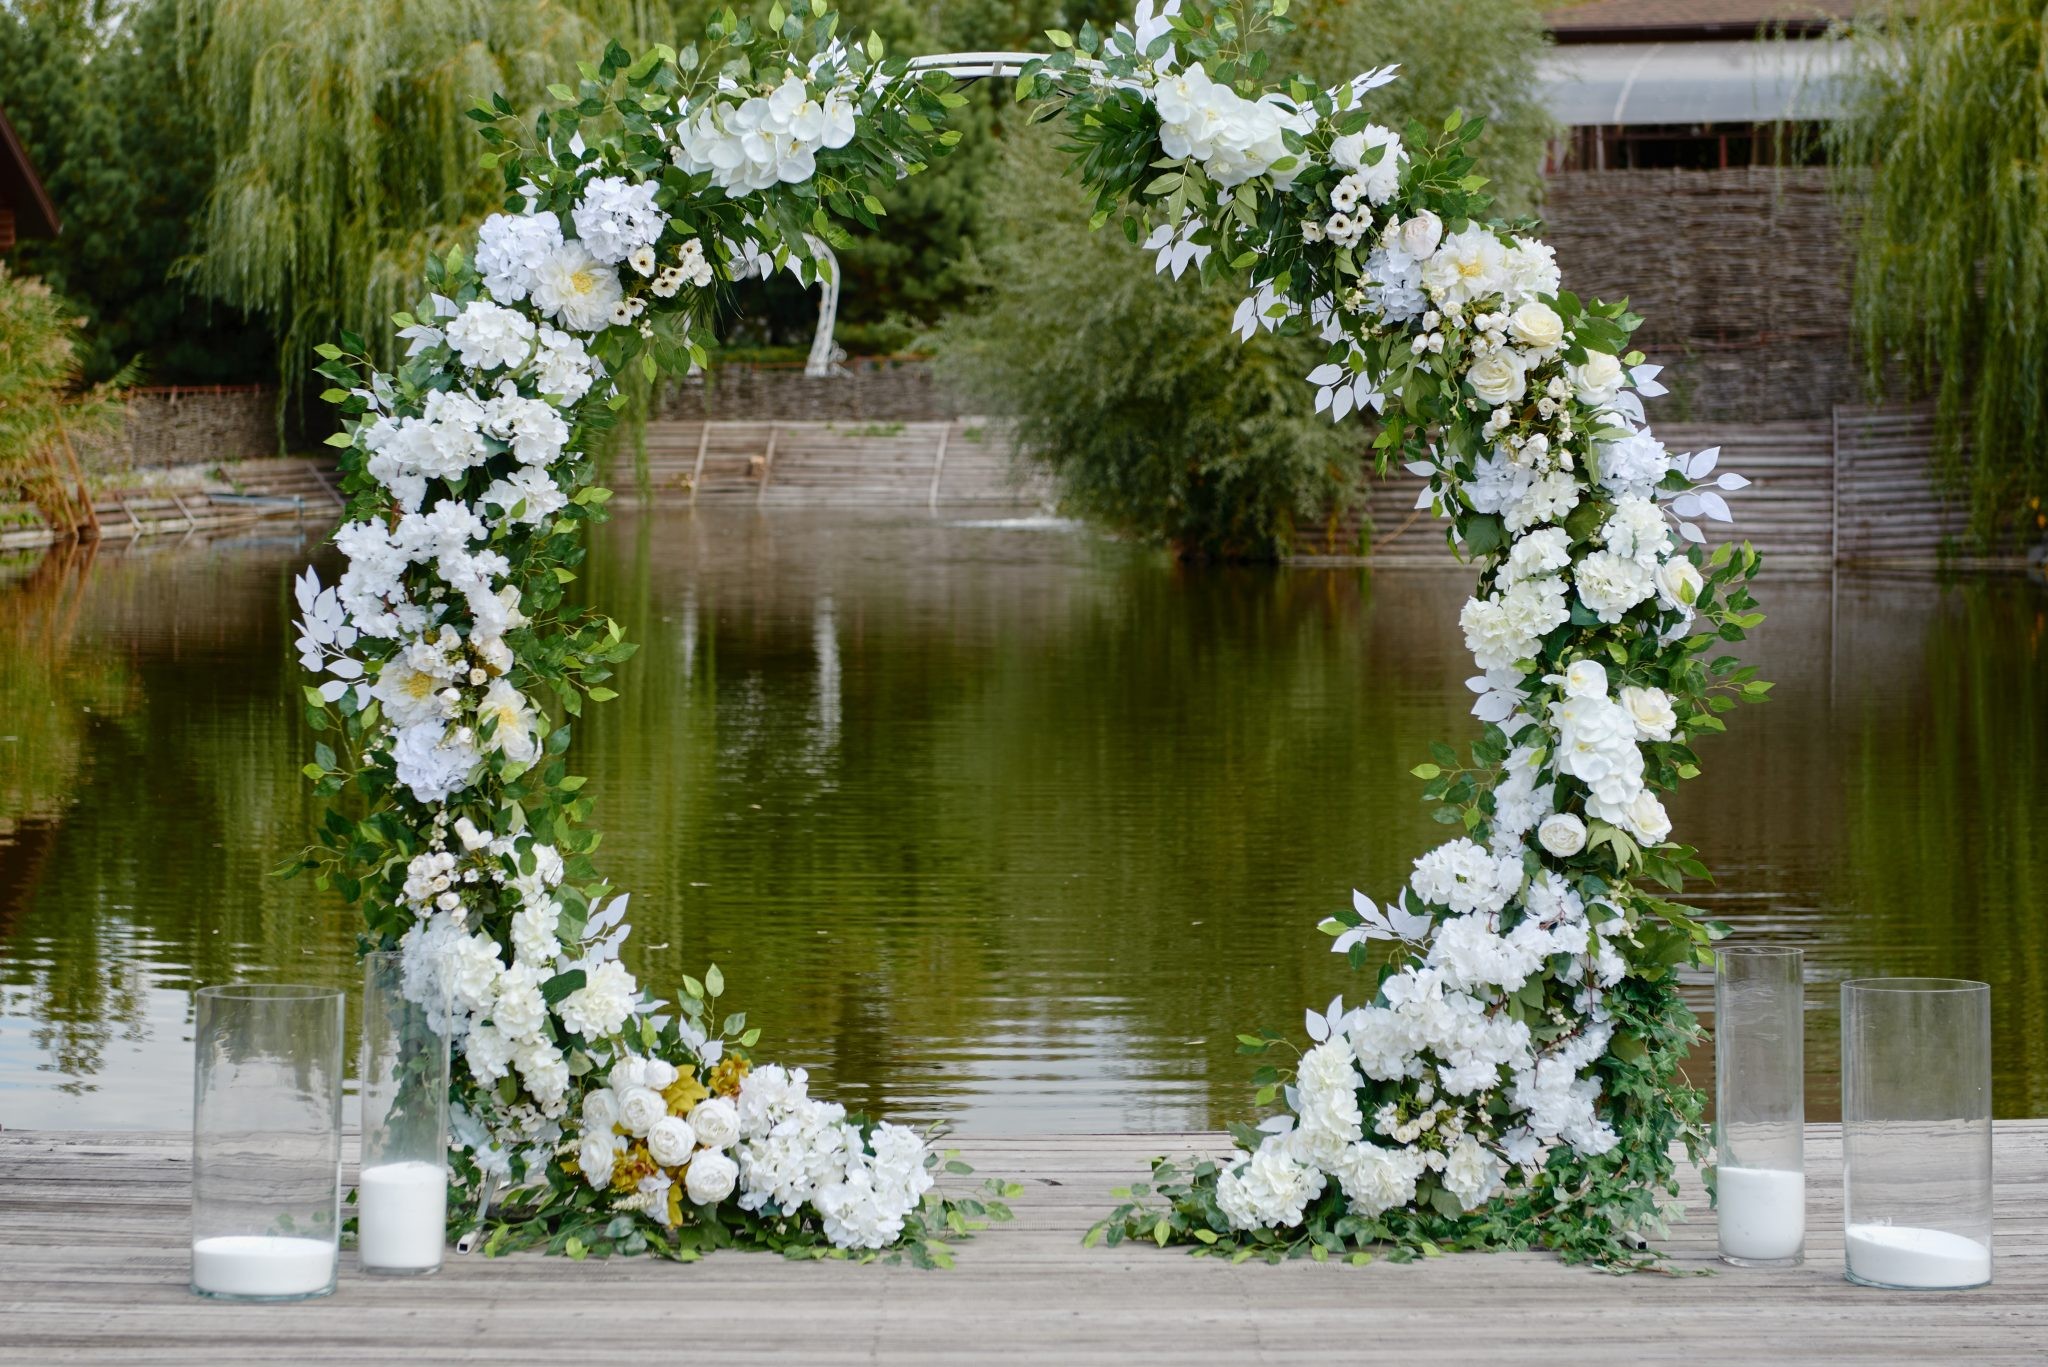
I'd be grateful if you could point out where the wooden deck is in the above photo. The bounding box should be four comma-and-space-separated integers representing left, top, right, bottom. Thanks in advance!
2, 1124, 2043, 1364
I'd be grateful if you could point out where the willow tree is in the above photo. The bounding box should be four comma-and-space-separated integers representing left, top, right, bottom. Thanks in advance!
1827, 0, 2048, 547
174, 0, 700, 413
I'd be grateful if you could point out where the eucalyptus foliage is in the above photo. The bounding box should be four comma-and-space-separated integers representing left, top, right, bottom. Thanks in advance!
1827, 0, 2048, 547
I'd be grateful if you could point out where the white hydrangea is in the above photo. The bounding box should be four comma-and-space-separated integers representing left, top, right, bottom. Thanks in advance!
1604, 496, 1672, 566
571, 176, 667, 266
475, 211, 564, 305
555, 959, 637, 1039
391, 720, 481, 803
1441, 1134, 1506, 1209
1329, 1141, 1428, 1216
532, 327, 598, 403
1216, 1135, 1326, 1231
1597, 429, 1670, 496
1410, 838, 1522, 916
445, 301, 537, 371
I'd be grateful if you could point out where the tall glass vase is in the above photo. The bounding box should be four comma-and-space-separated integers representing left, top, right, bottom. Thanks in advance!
357, 950, 451, 1275
190, 984, 345, 1301
1841, 978, 1993, 1290
1715, 945, 1804, 1266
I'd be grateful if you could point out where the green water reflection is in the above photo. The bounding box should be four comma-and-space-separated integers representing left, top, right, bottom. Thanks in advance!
1, 514, 2042, 1131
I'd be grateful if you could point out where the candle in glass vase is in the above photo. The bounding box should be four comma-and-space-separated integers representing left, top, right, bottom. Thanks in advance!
1844, 1224, 1992, 1289
358, 1161, 449, 1271
1715, 1166, 1806, 1263
191, 1234, 338, 1299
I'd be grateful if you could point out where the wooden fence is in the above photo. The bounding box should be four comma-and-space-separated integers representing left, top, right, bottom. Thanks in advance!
631, 419, 1052, 509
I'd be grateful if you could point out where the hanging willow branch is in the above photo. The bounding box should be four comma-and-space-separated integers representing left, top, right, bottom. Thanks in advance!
1826, 0, 2048, 548
171, 0, 686, 418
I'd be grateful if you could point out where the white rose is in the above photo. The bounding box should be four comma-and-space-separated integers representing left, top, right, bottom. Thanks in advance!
578, 1132, 619, 1188
1627, 790, 1672, 844
1656, 555, 1704, 610
688, 1096, 740, 1150
1562, 660, 1608, 699
642, 1058, 679, 1092
647, 1115, 697, 1168
1619, 685, 1677, 741
1538, 813, 1588, 857
581, 1086, 621, 1134
1396, 210, 1443, 261
1466, 351, 1527, 406
619, 1086, 667, 1137
684, 1148, 739, 1204
608, 1056, 648, 1093
1568, 350, 1624, 406
1508, 302, 1564, 353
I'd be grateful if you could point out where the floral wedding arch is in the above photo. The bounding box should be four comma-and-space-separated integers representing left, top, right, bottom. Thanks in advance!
288, 1, 1763, 1269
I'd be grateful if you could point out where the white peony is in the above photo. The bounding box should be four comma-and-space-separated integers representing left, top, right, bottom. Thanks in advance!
685, 1147, 740, 1204
1559, 659, 1608, 699
619, 1086, 668, 1138
1395, 209, 1444, 262
578, 1131, 621, 1188
1537, 812, 1588, 857
555, 959, 637, 1039
531, 242, 624, 334
647, 1114, 697, 1167
1421, 226, 1508, 308
688, 1097, 740, 1150
476, 678, 542, 764
1504, 527, 1571, 584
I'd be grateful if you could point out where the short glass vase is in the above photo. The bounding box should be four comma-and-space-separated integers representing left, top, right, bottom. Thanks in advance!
190, 984, 345, 1302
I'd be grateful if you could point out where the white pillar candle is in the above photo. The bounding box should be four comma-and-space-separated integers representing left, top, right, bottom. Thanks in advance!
1717, 1166, 1805, 1262
191, 1235, 336, 1298
357, 1160, 449, 1272
1845, 1223, 1992, 1289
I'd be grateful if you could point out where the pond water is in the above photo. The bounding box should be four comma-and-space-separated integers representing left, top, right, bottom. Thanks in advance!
2, 512, 2043, 1133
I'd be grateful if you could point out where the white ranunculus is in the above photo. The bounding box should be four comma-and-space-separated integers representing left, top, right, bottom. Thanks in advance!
647, 1115, 697, 1167
1619, 685, 1677, 741
688, 1097, 740, 1150
1538, 812, 1588, 857
684, 1148, 739, 1204
1465, 350, 1527, 406
1508, 301, 1564, 353
1396, 210, 1443, 262
1627, 790, 1672, 844
578, 1131, 620, 1188
1568, 350, 1624, 406
1656, 555, 1704, 610
619, 1085, 668, 1137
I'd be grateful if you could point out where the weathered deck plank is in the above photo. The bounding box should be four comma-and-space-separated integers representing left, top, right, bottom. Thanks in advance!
3, 1125, 2044, 1364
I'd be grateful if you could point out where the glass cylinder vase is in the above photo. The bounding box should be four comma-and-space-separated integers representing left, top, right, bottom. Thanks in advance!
1715, 945, 1805, 1266
191, 984, 345, 1301
357, 950, 451, 1276
1841, 978, 1993, 1290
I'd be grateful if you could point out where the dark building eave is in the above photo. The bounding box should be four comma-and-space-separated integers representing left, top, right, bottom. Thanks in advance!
1553, 19, 1838, 43
0, 104, 61, 240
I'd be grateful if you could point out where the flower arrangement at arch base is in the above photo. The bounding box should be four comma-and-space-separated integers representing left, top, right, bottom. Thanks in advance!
284, 5, 1016, 1266
1018, 3, 1770, 1272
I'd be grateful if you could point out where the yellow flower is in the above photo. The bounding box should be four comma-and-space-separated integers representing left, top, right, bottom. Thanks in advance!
663, 1072, 710, 1117
665, 1175, 686, 1228
610, 1142, 656, 1195
708, 1054, 750, 1098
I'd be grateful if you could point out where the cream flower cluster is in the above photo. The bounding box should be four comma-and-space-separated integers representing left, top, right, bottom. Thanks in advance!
672, 72, 858, 192
291, 64, 948, 1247
1090, 38, 1754, 1237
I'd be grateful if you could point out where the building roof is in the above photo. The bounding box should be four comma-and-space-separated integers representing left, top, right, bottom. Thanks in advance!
0, 103, 60, 240
1541, 38, 1850, 125
1547, 1, 1868, 43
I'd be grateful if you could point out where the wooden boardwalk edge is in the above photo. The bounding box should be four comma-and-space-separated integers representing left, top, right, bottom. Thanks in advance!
2, 1124, 2045, 1364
